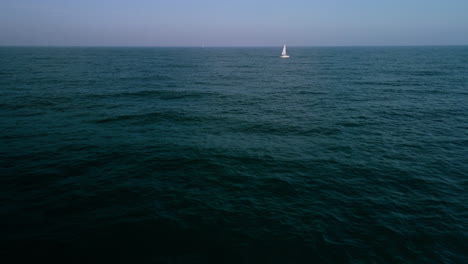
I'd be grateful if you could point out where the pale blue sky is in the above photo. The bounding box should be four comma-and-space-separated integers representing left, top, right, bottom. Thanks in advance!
1, 0, 467, 46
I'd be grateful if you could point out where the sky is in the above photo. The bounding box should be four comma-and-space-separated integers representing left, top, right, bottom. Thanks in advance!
1, 0, 467, 46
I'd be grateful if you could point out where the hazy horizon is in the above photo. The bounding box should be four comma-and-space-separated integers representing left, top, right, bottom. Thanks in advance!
1, 44, 468, 48
1, 0, 467, 47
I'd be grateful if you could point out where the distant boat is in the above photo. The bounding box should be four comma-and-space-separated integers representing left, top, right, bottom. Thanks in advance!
280, 44, 290, 58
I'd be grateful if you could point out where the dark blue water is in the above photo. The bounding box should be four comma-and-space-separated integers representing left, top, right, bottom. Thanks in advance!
1, 46, 467, 263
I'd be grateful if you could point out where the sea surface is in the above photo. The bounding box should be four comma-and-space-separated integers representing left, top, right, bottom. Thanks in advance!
0, 46, 467, 263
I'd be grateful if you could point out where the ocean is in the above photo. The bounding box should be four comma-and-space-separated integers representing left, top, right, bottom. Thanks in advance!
0, 46, 467, 263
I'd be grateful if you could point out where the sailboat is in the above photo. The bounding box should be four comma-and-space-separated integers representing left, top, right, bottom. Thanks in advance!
280, 44, 290, 58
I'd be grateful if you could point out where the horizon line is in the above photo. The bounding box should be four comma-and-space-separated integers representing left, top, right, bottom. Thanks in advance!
0, 44, 467, 48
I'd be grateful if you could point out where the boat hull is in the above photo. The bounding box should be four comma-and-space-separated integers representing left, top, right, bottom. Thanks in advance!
280, 55, 290, 58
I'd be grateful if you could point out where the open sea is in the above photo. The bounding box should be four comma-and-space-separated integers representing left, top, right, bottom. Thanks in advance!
0, 46, 467, 263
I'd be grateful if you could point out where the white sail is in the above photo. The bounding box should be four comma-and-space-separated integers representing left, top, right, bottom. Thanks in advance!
280, 44, 289, 58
